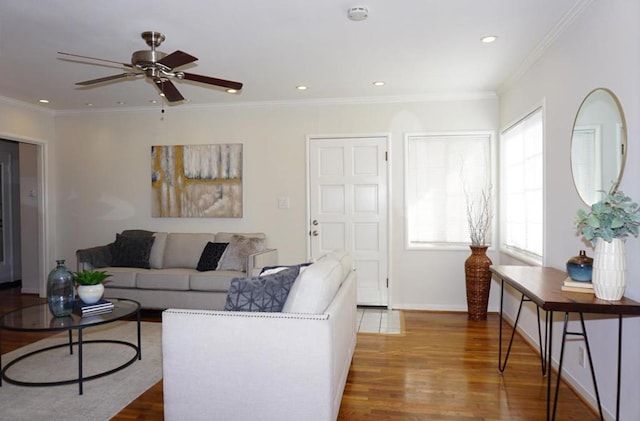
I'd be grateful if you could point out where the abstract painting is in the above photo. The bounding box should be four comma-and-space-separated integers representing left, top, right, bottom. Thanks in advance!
151, 144, 243, 218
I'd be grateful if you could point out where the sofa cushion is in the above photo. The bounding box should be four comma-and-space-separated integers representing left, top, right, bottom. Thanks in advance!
282, 259, 343, 314
112, 233, 155, 269
149, 232, 168, 269
318, 251, 353, 284
217, 235, 265, 272
223, 266, 300, 312
189, 270, 241, 292
196, 242, 229, 271
162, 233, 216, 269
135, 269, 192, 290
103, 267, 139, 288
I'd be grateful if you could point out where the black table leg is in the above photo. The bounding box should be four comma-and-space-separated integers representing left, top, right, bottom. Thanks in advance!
552, 312, 603, 421
78, 328, 83, 395
498, 280, 546, 376
137, 307, 142, 360
547, 311, 553, 421
68, 329, 73, 355
616, 315, 622, 420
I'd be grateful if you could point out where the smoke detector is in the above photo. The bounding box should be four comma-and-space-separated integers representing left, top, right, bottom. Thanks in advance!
347, 6, 368, 21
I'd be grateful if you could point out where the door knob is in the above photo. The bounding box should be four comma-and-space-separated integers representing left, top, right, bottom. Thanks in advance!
312, 230, 319, 236
312, 220, 319, 226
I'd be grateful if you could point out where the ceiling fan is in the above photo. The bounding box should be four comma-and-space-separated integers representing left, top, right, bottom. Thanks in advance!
58, 31, 243, 103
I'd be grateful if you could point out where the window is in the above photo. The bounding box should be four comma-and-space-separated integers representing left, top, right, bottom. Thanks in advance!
500, 108, 543, 261
405, 132, 493, 248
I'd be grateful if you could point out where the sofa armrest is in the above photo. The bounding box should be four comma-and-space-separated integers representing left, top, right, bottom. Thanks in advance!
162, 310, 333, 421
76, 244, 113, 271
246, 248, 278, 276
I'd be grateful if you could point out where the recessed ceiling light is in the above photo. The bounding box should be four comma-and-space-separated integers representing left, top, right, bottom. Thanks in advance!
481, 35, 497, 43
117, 101, 126, 105
38, 99, 49, 104
85, 103, 93, 107
149, 100, 158, 104
373, 81, 385, 87
226, 89, 238, 94
296, 85, 308, 91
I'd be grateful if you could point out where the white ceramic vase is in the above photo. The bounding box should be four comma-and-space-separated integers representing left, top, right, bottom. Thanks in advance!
77, 283, 105, 304
592, 237, 626, 300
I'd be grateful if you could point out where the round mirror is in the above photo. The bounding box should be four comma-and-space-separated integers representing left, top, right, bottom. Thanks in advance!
571, 88, 627, 205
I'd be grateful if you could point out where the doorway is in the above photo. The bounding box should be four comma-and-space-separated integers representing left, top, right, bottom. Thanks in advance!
307, 135, 389, 306
0, 138, 43, 294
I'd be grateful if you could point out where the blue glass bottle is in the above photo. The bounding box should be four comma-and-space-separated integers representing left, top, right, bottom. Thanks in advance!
47, 260, 75, 317
566, 250, 593, 282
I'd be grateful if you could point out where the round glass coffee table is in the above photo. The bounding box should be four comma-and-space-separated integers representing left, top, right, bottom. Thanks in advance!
0, 298, 141, 395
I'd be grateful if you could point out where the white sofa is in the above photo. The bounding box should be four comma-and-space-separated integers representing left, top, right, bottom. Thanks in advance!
76, 230, 278, 310
162, 252, 357, 421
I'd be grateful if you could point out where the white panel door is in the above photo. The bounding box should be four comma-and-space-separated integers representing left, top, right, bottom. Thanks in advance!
309, 136, 388, 306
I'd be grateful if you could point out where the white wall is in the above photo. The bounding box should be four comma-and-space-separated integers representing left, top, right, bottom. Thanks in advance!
53, 97, 498, 311
499, 0, 640, 418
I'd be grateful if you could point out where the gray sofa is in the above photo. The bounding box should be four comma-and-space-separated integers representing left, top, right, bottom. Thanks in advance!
76, 229, 278, 310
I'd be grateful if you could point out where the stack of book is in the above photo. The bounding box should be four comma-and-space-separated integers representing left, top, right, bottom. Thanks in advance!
561, 277, 594, 294
74, 299, 114, 316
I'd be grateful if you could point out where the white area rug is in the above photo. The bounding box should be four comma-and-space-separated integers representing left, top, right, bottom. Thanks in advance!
0, 321, 162, 421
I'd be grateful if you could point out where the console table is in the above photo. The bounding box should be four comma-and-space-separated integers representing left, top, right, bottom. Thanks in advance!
490, 265, 640, 421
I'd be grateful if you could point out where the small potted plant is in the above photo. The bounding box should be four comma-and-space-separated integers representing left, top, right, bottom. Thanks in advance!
575, 190, 640, 300
73, 269, 112, 304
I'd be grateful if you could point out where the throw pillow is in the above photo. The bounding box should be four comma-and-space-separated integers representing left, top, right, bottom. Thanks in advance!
223, 266, 300, 312
196, 242, 229, 271
260, 263, 311, 276
217, 234, 265, 272
111, 233, 155, 269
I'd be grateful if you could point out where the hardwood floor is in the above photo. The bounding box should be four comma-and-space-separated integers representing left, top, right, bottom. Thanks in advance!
0, 289, 597, 420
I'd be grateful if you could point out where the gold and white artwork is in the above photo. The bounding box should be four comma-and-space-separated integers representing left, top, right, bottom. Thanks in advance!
151, 144, 243, 218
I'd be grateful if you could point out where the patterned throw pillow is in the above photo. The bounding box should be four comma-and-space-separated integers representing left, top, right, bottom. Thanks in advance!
223, 266, 300, 312
217, 235, 265, 272
111, 233, 155, 269
196, 242, 229, 271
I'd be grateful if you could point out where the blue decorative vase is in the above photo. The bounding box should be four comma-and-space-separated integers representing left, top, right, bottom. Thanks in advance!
47, 260, 75, 317
566, 250, 593, 282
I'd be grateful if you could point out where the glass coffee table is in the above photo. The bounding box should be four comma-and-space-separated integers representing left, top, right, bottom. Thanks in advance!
0, 298, 141, 395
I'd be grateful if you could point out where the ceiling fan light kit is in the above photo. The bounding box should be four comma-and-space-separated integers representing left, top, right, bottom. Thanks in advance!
58, 31, 243, 104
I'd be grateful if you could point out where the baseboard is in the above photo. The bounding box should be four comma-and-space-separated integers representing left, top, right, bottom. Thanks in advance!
0, 280, 21, 290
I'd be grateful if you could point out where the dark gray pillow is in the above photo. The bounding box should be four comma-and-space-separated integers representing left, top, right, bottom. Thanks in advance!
112, 233, 155, 269
196, 242, 228, 271
224, 266, 300, 312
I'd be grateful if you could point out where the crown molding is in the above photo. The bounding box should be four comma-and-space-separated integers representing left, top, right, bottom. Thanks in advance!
0, 95, 55, 116
54, 91, 498, 116
498, 0, 595, 94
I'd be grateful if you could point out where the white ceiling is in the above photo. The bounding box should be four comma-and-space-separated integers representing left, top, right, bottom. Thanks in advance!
0, 0, 588, 111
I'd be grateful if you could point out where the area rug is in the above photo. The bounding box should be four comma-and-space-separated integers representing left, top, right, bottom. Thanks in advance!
0, 321, 162, 421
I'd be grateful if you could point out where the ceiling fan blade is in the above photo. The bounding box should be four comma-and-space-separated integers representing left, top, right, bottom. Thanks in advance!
181, 72, 243, 90
157, 50, 198, 69
154, 78, 184, 102
76, 73, 139, 86
58, 51, 133, 68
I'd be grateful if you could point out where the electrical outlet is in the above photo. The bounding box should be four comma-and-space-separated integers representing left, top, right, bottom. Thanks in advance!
578, 346, 585, 368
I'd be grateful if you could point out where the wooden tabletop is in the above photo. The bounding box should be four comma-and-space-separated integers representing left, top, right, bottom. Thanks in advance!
490, 265, 640, 315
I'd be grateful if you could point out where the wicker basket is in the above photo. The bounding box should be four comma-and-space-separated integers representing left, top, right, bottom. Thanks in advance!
464, 245, 493, 321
